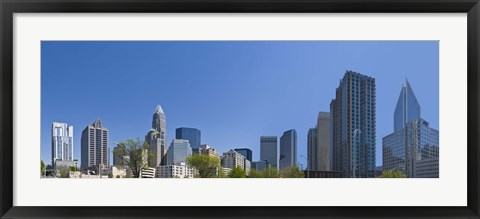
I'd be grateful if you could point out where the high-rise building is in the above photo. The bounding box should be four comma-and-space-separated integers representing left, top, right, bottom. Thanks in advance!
167, 139, 192, 166
81, 119, 109, 170
221, 150, 245, 170
51, 122, 74, 167
252, 160, 269, 171
260, 136, 278, 169
307, 128, 317, 171
176, 127, 201, 149
279, 129, 297, 171
148, 105, 167, 166
234, 148, 253, 162
330, 71, 376, 178
317, 112, 331, 171
383, 80, 439, 178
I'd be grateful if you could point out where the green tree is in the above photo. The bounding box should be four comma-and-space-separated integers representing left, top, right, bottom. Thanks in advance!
282, 165, 304, 178
262, 166, 280, 178
113, 138, 151, 178
69, 166, 78, 172
380, 169, 407, 178
248, 169, 264, 178
228, 166, 246, 178
40, 160, 46, 177
186, 154, 221, 178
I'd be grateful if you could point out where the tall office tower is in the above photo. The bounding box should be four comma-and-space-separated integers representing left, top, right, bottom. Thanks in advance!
234, 148, 253, 162
176, 127, 201, 149
279, 129, 297, 171
167, 139, 192, 166
145, 129, 167, 167
81, 119, 109, 170
383, 80, 439, 178
147, 105, 167, 166
317, 112, 331, 171
260, 136, 278, 169
330, 71, 376, 178
51, 122, 74, 166
220, 150, 245, 169
307, 128, 317, 171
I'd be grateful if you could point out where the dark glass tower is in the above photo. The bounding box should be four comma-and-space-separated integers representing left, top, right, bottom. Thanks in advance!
279, 129, 297, 171
330, 71, 376, 178
175, 127, 201, 149
394, 80, 421, 131
234, 148, 253, 162
260, 136, 278, 169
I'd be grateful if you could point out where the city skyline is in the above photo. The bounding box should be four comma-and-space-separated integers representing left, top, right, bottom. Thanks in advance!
41, 41, 439, 168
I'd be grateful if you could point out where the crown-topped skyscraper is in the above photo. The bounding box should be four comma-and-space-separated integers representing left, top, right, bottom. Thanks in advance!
145, 105, 167, 167
394, 79, 421, 131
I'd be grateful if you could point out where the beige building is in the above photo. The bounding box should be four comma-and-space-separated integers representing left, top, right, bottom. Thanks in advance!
198, 144, 220, 158
221, 150, 245, 169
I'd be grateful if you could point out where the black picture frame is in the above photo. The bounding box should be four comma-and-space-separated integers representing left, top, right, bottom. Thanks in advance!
1, 0, 479, 218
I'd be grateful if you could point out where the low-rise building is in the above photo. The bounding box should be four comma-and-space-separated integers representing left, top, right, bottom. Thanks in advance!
252, 160, 270, 171
221, 150, 245, 169
157, 162, 197, 178
140, 167, 156, 178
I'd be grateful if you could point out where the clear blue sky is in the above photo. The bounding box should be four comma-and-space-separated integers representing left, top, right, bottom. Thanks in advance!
41, 41, 439, 168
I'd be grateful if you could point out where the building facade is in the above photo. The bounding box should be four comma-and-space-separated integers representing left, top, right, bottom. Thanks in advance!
252, 160, 269, 171
51, 122, 74, 167
167, 139, 192, 166
382, 80, 439, 178
260, 136, 278, 169
197, 144, 220, 158
221, 150, 245, 169
234, 148, 253, 162
307, 128, 317, 171
317, 112, 331, 171
157, 163, 197, 178
140, 167, 156, 178
330, 71, 376, 178
81, 119, 109, 170
279, 129, 297, 171
176, 127, 201, 149
147, 105, 167, 166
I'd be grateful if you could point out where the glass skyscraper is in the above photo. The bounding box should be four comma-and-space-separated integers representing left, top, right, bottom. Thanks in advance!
260, 136, 278, 169
279, 129, 297, 171
330, 71, 376, 178
51, 122, 74, 166
176, 127, 201, 149
383, 80, 439, 178
167, 139, 192, 166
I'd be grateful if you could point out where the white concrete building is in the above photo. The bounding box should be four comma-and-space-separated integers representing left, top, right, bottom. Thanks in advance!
221, 150, 245, 169
157, 162, 197, 178
140, 167, 156, 178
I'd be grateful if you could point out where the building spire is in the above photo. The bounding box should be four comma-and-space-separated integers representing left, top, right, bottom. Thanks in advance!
154, 104, 164, 114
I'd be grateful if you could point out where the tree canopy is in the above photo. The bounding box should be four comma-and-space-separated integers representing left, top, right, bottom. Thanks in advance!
113, 138, 151, 178
282, 165, 304, 178
186, 154, 221, 178
228, 166, 246, 178
380, 169, 407, 178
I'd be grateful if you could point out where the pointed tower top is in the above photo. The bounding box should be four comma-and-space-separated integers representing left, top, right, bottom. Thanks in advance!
92, 118, 102, 128
154, 104, 164, 114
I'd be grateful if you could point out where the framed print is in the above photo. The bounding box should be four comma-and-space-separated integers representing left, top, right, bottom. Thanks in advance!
1, 0, 479, 218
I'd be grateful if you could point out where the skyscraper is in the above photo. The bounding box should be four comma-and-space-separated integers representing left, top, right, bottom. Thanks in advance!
394, 80, 421, 131
383, 80, 439, 178
176, 127, 201, 149
279, 129, 297, 171
317, 112, 331, 171
51, 122, 74, 166
330, 71, 376, 178
260, 136, 278, 169
234, 148, 253, 162
81, 119, 109, 170
147, 105, 167, 166
167, 139, 192, 166
307, 128, 317, 171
